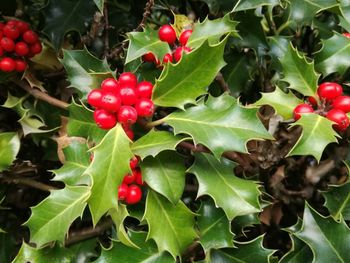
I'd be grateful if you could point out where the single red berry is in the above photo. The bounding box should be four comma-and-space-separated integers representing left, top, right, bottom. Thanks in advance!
173, 46, 191, 62
158, 25, 177, 44
30, 42, 42, 55
179, 29, 193, 46
122, 172, 136, 185
125, 184, 142, 204
332, 96, 350, 113
136, 81, 153, 99
6, 20, 18, 27
135, 98, 155, 117
326, 109, 350, 131
119, 72, 137, 88
123, 124, 134, 140
118, 183, 129, 200
0, 22, 4, 31
118, 86, 138, 105
101, 78, 119, 92
142, 52, 156, 63
129, 156, 139, 169
93, 109, 117, 129
293, 103, 314, 121
23, 30, 38, 44
317, 82, 343, 101
134, 167, 143, 185
100, 92, 121, 112
0, 57, 16, 72
14, 59, 27, 72
3, 24, 20, 40
307, 96, 318, 106
16, 21, 29, 33
15, 41, 29, 56
162, 53, 173, 64
87, 89, 103, 108
343, 33, 350, 38
0, 37, 15, 52
118, 106, 138, 124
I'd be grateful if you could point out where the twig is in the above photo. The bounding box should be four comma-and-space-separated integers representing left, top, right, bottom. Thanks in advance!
215, 72, 231, 94
103, 2, 110, 57
14, 80, 69, 109
1, 177, 58, 192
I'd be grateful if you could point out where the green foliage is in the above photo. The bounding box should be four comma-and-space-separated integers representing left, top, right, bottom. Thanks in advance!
324, 182, 350, 221
0, 132, 20, 172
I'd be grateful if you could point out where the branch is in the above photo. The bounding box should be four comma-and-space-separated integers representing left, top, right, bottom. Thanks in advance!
1, 176, 58, 192
103, 2, 110, 57
215, 72, 231, 94
14, 80, 69, 109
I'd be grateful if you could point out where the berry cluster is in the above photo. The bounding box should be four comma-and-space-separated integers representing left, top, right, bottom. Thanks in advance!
142, 24, 193, 66
0, 20, 42, 72
87, 72, 155, 139
293, 82, 350, 131
118, 156, 144, 205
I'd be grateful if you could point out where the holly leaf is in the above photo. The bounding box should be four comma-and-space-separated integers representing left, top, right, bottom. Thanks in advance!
295, 203, 350, 263
279, 236, 313, 263
253, 87, 303, 120
143, 190, 197, 259
60, 48, 112, 99
51, 141, 90, 186
87, 124, 133, 226
0, 132, 20, 172
197, 200, 234, 252
131, 129, 189, 159
315, 32, 350, 76
163, 94, 272, 158
187, 14, 238, 49
95, 231, 173, 263
152, 39, 227, 109
324, 182, 350, 221
25, 185, 90, 247
232, 0, 280, 11
188, 153, 261, 220
141, 151, 186, 204
268, 36, 290, 70
173, 14, 192, 36
281, 44, 319, 97
125, 27, 171, 64
287, 114, 339, 162
43, 0, 96, 49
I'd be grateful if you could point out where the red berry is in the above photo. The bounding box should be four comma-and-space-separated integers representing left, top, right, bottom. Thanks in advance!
179, 29, 193, 46
15, 59, 27, 72
332, 96, 350, 113
30, 42, 42, 55
0, 37, 15, 52
173, 46, 191, 62
126, 184, 142, 204
326, 109, 350, 131
122, 172, 136, 184
16, 21, 29, 33
23, 30, 38, 44
135, 98, 155, 117
0, 23, 4, 31
123, 124, 134, 140
129, 157, 139, 169
87, 89, 103, 108
162, 53, 173, 64
343, 33, 350, 38
100, 92, 121, 112
118, 106, 138, 124
0, 57, 16, 72
134, 167, 143, 185
317, 82, 343, 101
119, 72, 137, 88
142, 52, 156, 63
101, 78, 119, 92
118, 183, 129, 200
93, 109, 117, 129
293, 103, 314, 121
15, 42, 29, 56
6, 20, 18, 27
307, 96, 318, 106
136, 81, 153, 99
118, 86, 138, 105
158, 25, 177, 44
3, 24, 20, 40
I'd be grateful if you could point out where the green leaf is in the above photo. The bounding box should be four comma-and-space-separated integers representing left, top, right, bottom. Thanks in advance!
188, 153, 261, 220
324, 182, 350, 221
131, 129, 189, 159
187, 14, 238, 49
281, 44, 319, 97
95, 231, 174, 263
25, 185, 90, 247
143, 190, 197, 258
152, 40, 227, 109
268, 36, 290, 70
315, 32, 350, 76
233, 0, 280, 11
163, 94, 272, 158
125, 27, 171, 64
51, 141, 90, 186
43, 0, 96, 49
253, 87, 304, 120
295, 203, 350, 263
87, 124, 133, 225
207, 235, 274, 263
67, 100, 107, 142
197, 200, 234, 252
279, 236, 313, 263
94, 0, 104, 13
60, 48, 112, 99
0, 232, 16, 263
0, 132, 20, 172
287, 114, 339, 162
141, 151, 186, 204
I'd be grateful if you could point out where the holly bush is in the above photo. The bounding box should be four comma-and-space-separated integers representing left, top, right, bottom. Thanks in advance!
1, 0, 350, 262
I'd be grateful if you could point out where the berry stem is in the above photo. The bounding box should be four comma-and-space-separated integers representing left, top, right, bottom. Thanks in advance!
146, 117, 166, 128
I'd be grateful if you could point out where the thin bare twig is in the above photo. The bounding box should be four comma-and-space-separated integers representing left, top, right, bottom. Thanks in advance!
103, 2, 110, 57
1, 177, 58, 192
215, 72, 231, 94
